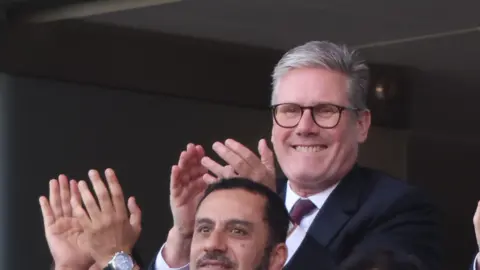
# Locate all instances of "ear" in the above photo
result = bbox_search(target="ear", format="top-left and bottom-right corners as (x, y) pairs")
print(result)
(270, 127), (275, 144)
(356, 109), (371, 143)
(268, 243), (288, 270)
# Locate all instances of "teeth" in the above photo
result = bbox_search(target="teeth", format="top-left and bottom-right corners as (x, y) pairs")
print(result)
(295, 146), (324, 152)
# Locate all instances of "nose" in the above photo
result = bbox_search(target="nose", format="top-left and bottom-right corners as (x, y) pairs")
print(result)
(203, 230), (227, 252)
(295, 108), (319, 136)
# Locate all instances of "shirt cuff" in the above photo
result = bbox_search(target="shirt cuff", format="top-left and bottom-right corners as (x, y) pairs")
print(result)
(154, 243), (190, 270)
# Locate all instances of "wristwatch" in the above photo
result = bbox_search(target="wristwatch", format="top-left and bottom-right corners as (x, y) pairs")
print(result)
(103, 251), (135, 270)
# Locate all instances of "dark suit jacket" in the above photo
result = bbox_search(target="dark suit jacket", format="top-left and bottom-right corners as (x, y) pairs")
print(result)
(280, 164), (442, 270)
(149, 164), (442, 270)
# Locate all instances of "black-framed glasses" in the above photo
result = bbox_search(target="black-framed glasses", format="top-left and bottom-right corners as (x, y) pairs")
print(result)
(271, 103), (359, 129)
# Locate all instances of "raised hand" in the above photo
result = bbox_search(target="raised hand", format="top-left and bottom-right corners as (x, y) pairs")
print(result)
(162, 143), (209, 267)
(170, 143), (209, 235)
(39, 175), (93, 269)
(71, 169), (142, 268)
(201, 138), (277, 191)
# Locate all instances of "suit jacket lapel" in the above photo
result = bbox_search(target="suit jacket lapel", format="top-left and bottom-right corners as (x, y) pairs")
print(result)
(307, 164), (363, 248)
(284, 233), (337, 270)
(277, 177), (288, 201)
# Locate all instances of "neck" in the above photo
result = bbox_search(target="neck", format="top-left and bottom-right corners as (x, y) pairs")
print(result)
(289, 162), (356, 197)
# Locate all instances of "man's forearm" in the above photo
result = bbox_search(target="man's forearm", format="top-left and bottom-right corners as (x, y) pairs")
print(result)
(162, 227), (192, 267)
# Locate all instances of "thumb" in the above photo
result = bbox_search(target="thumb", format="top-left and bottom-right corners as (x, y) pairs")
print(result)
(258, 139), (275, 173)
(128, 197), (142, 235)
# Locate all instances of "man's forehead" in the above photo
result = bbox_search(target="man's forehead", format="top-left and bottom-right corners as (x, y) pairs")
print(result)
(200, 188), (265, 205)
(276, 68), (348, 99)
(196, 189), (266, 220)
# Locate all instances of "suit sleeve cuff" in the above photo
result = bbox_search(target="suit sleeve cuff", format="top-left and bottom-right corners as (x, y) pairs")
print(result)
(154, 243), (190, 270)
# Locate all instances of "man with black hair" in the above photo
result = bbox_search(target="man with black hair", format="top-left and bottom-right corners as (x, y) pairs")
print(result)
(187, 177), (289, 270)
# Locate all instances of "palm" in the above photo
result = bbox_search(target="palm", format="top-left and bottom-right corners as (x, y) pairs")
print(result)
(171, 172), (206, 232)
(45, 216), (93, 268)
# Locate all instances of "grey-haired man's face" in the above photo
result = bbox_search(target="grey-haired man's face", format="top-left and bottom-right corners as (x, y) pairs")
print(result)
(271, 67), (370, 194)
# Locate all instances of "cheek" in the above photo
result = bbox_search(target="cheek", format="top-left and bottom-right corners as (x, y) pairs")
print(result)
(189, 240), (203, 261)
(233, 241), (265, 268)
(272, 126), (290, 148)
(330, 123), (357, 149)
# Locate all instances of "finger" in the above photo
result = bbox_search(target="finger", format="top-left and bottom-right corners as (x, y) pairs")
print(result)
(49, 179), (63, 219)
(224, 139), (263, 168)
(194, 145), (208, 175)
(128, 197), (142, 235)
(194, 144), (206, 160)
(202, 173), (218, 184)
(474, 200), (480, 227)
(223, 165), (238, 178)
(190, 163), (208, 180)
(88, 169), (114, 213)
(201, 156), (228, 177)
(70, 181), (92, 228)
(212, 141), (252, 175)
(39, 196), (55, 228)
(170, 165), (183, 197)
(77, 180), (101, 220)
(179, 144), (196, 169)
(70, 179), (82, 209)
(258, 139), (276, 173)
(58, 174), (72, 217)
(104, 168), (127, 217)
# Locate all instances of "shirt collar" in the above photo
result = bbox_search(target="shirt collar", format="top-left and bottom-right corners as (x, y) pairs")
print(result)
(285, 181), (339, 213)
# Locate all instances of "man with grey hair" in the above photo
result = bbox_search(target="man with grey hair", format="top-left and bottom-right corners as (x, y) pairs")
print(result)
(150, 41), (442, 270)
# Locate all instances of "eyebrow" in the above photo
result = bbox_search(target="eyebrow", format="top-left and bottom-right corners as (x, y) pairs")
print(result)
(225, 219), (254, 228)
(195, 218), (254, 228)
(195, 218), (214, 226)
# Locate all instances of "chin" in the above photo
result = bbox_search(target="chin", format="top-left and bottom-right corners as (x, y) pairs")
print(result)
(284, 167), (324, 183)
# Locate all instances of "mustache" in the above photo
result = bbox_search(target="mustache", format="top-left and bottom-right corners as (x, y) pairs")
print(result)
(196, 250), (235, 268)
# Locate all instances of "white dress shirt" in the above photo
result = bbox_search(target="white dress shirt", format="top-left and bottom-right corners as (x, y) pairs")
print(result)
(154, 181), (339, 270)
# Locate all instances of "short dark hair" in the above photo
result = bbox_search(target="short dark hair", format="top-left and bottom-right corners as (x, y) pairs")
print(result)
(340, 248), (424, 270)
(197, 177), (290, 246)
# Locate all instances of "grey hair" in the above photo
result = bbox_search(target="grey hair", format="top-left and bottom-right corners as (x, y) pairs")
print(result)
(271, 41), (370, 110)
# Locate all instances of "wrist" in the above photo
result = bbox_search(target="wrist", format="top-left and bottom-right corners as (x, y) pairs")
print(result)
(54, 261), (91, 270)
(95, 249), (133, 269)
(162, 227), (192, 267)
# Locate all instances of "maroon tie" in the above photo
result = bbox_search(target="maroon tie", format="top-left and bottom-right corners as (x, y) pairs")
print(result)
(290, 199), (317, 225)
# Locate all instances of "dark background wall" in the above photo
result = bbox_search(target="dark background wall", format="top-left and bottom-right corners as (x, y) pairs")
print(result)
(0, 20), (478, 269)
(408, 72), (480, 269)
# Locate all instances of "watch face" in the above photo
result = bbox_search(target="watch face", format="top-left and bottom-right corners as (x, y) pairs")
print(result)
(112, 252), (134, 270)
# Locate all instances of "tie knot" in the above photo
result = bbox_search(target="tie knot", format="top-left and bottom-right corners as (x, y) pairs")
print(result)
(290, 199), (316, 225)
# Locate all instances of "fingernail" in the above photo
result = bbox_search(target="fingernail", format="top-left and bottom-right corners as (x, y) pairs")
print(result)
(106, 168), (114, 175)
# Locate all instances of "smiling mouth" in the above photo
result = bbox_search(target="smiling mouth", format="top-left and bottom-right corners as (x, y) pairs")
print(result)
(293, 145), (327, 152)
